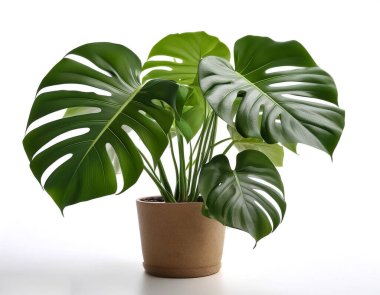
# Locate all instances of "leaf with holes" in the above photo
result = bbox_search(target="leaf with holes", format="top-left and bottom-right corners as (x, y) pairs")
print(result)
(142, 31), (230, 85)
(199, 150), (285, 242)
(199, 36), (345, 156)
(23, 43), (178, 211)
(142, 32), (230, 140)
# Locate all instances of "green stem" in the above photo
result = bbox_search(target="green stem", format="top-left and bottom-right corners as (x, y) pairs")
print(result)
(139, 151), (175, 203)
(211, 137), (231, 148)
(191, 112), (210, 153)
(190, 114), (219, 202)
(157, 160), (172, 196)
(223, 141), (235, 155)
(168, 134), (179, 181)
(143, 166), (175, 203)
(206, 115), (218, 161)
(199, 114), (215, 166)
(189, 114), (215, 201)
(187, 142), (193, 189)
(188, 115), (210, 199)
(177, 134), (187, 202)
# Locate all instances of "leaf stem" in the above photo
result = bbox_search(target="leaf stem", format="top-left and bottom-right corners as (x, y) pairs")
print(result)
(177, 133), (187, 202)
(189, 113), (215, 201)
(211, 137), (231, 148)
(157, 160), (172, 196)
(139, 151), (175, 203)
(187, 142), (193, 189)
(188, 115), (210, 199)
(206, 115), (218, 161)
(168, 134), (179, 183)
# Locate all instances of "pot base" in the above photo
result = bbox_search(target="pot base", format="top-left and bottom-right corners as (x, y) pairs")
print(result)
(143, 262), (221, 278)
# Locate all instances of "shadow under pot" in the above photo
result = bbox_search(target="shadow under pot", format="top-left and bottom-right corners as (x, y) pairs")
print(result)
(136, 197), (225, 278)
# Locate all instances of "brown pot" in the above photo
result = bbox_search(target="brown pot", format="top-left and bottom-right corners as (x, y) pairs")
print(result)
(136, 197), (225, 278)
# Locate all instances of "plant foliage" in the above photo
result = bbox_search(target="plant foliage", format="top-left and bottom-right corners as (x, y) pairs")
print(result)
(24, 32), (344, 243)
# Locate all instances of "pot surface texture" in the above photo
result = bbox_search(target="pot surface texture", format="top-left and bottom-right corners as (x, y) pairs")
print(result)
(136, 197), (225, 278)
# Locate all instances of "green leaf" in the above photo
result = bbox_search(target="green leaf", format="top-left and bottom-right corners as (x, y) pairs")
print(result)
(23, 43), (178, 211)
(142, 31), (230, 140)
(173, 86), (206, 141)
(199, 36), (345, 156)
(199, 150), (285, 242)
(64, 107), (124, 174)
(142, 31), (230, 85)
(227, 126), (284, 167)
(283, 143), (297, 154)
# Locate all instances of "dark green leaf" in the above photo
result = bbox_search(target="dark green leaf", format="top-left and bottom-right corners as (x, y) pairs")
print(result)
(199, 36), (345, 156)
(23, 43), (178, 211)
(199, 150), (286, 242)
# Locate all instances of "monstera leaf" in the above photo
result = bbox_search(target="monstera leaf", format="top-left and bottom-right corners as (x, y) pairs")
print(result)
(199, 36), (345, 156)
(23, 43), (178, 211)
(172, 85), (206, 140)
(142, 31), (230, 84)
(228, 125), (284, 166)
(142, 32), (230, 140)
(199, 150), (285, 242)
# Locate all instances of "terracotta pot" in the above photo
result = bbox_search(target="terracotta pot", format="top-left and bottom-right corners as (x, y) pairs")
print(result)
(136, 197), (225, 278)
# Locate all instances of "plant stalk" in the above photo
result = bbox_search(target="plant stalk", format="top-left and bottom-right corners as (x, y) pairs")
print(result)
(139, 151), (175, 203)
(157, 160), (172, 196)
(177, 133), (187, 202)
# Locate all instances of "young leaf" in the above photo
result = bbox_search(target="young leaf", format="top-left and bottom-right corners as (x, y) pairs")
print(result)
(143, 32), (230, 141)
(227, 126), (284, 167)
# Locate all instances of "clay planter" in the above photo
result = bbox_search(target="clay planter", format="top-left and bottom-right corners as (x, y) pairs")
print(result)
(136, 197), (225, 278)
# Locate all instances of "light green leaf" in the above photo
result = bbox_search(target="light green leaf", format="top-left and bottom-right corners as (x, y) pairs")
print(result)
(142, 32), (230, 140)
(283, 143), (297, 154)
(174, 86), (206, 141)
(142, 31), (230, 85)
(227, 126), (284, 167)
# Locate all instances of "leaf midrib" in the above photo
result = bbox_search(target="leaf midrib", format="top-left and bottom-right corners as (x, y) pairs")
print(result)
(232, 170), (258, 233)
(60, 83), (144, 205)
(237, 71), (326, 149)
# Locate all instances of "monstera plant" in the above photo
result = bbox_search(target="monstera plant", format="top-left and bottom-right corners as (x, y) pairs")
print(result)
(23, 32), (345, 244)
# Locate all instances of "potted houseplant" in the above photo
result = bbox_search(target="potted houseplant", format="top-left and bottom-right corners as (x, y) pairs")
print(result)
(23, 32), (345, 278)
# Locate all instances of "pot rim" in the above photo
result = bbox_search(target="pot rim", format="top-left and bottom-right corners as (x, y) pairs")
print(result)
(136, 196), (203, 205)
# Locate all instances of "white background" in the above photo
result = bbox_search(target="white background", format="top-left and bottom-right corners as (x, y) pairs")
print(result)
(1, 0), (379, 294)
